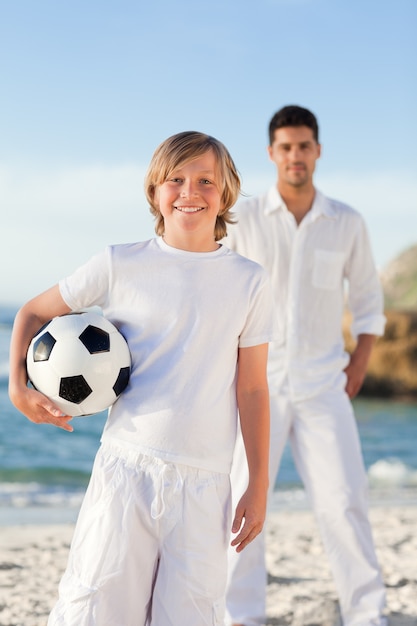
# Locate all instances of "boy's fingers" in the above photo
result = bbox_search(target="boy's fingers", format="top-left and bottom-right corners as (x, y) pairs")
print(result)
(231, 518), (250, 546)
(52, 414), (74, 431)
(231, 512), (243, 534)
(50, 415), (74, 432)
(231, 524), (254, 552)
(231, 517), (264, 551)
(39, 400), (74, 431)
(48, 405), (67, 418)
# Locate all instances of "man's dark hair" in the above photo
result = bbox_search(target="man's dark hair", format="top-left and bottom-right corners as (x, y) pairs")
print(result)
(268, 105), (319, 145)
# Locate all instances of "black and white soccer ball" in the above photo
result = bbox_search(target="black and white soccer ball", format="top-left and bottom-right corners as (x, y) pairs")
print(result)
(26, 311), (131, 416)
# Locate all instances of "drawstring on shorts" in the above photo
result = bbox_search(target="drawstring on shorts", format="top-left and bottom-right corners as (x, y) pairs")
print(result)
(150, 463), (184, 520)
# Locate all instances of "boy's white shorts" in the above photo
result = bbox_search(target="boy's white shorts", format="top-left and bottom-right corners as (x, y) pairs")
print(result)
(48, 441), (232, 626)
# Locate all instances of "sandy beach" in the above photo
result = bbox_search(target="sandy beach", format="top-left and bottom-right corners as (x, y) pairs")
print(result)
(0, 507), (416, 626)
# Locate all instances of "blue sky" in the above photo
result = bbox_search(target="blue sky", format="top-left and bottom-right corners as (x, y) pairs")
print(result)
(1, 0), (416, 305)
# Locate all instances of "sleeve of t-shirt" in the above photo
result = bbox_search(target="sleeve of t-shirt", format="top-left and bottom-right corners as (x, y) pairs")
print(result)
(59, 247), (111, 311)
(238, 268), (276, 348)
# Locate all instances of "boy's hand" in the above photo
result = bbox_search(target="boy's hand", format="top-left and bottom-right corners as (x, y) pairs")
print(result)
(230, 483), (267, 553)
(9, 386), (73, 431)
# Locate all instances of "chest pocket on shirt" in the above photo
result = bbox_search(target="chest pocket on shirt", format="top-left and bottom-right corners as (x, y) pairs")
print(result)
(312, 249), (345, 290)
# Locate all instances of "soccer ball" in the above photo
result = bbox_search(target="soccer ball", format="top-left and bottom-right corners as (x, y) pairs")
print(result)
(26, 311), (131, 416)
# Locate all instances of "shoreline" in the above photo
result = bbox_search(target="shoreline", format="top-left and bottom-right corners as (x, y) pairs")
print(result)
(2, 487), (417, 527)
(1, 506), (416, 625)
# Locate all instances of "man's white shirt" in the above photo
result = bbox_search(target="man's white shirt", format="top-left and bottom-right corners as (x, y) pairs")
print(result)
(224, 186), (385, 400)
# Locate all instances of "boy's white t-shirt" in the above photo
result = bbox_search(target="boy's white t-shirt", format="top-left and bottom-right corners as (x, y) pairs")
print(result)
(59, 237), (275, 474)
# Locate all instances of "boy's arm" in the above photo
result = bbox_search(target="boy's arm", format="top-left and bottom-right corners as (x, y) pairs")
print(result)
(8, 284), (74, 431)
(231, 343), (270, 553)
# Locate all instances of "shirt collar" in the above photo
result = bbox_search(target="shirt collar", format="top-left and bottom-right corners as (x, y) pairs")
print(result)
(264, 186), (285, 215)
(264, 186), (337, 220)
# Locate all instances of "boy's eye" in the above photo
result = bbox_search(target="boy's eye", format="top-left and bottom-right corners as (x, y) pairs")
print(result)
(200, 179), (212, 185)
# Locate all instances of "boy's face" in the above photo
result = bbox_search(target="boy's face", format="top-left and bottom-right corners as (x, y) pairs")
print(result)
(268, 125), (321, 189)
(154, 149), (223, 250)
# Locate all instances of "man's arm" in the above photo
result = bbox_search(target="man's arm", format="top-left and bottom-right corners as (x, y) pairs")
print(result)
(231, 343), (270, 553)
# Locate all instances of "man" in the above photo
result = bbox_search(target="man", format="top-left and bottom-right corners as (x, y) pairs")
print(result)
(225, 105), (387, 626)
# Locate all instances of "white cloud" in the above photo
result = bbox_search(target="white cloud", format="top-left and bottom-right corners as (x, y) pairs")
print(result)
(315, 171), (417, 219)
(0, 162), (151, 220)
(0, 163), (155, 305)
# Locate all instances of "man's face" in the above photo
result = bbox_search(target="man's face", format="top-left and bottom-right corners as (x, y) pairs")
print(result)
(268, 125), (321, 188)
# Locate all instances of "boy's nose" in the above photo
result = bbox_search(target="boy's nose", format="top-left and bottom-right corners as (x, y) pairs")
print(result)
(180, 183), (197, 197)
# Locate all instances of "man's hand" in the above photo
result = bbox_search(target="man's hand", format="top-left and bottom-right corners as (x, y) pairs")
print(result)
(344, 334), (376, 399)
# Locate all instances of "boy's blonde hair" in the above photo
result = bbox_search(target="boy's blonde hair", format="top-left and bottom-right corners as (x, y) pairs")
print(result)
(145, 131), (241, 241)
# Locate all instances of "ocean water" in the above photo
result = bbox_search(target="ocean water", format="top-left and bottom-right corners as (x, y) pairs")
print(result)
(1, 307), (416, 524)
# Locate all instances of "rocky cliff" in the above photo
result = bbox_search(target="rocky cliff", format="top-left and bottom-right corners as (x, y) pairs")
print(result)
(357, 310), (417, 397)
(380, 244), (417, 310)
(344, 239), (417, 398)
(343, 244), (417, 397)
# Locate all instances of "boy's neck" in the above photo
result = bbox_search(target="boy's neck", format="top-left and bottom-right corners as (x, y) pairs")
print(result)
(162, 233), (220, 253)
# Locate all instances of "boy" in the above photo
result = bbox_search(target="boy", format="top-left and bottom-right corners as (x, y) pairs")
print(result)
(9, 131), (275, 625)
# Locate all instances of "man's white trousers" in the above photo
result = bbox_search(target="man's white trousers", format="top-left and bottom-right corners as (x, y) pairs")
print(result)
(226, 386), (386, 626)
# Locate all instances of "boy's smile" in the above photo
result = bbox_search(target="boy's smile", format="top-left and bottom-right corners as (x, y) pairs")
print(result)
(155, 149), (223, 252)
(174, 205), (205, 213)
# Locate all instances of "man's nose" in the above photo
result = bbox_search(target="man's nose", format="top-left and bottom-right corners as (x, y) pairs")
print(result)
(289, 146), (301, 160)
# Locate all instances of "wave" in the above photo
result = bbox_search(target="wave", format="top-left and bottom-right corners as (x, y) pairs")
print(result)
(368, 457), (417, 488)
(0, 466), (90, 486)
(0, 458), (415, 515)
(0, 463), (89, 525)
(0, 481), (86, 509)
(0, 467), (90, 509)
(269, 457), (417, 511)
